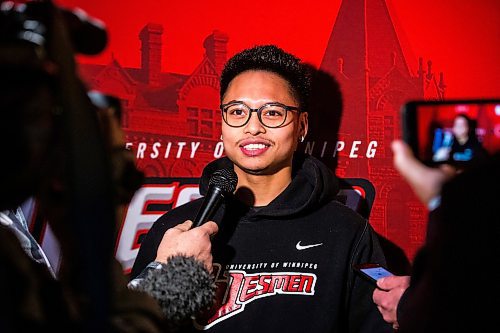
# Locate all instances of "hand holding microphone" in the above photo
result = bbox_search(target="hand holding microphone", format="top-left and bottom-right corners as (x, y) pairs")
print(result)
(155, 220), (218, 272)
(130, 220), (219, 330)
(155, 168), (237, 270)
(130, 169), (237, 329)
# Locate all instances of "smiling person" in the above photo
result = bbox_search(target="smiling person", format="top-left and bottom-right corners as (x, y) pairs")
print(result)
(131, 45), (391, 333)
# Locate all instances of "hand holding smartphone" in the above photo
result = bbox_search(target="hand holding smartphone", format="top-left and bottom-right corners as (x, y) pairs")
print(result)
(353, 263), (394, 286)
(401, 99), (500, 170)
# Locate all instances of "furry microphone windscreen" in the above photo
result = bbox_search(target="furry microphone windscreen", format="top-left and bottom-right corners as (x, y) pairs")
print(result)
(133, 256), (216, 330)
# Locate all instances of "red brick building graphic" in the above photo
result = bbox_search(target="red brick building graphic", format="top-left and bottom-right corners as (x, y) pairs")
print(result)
(78, 0), (447, 264)
(79, 26), (228, 178)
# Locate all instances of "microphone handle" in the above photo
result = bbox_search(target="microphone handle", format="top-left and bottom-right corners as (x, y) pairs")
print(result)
(191, 186), (224, 228)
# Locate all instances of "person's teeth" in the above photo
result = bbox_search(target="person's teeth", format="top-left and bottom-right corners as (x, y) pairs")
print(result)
(244, 143), (266, 150)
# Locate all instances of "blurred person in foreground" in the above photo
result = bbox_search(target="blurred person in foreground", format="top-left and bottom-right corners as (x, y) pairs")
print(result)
(0, 1), (216, 331)
(373, 139), (499, 332)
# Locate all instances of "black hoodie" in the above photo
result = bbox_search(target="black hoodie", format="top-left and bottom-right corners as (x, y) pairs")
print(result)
(131, 154), (391, 333)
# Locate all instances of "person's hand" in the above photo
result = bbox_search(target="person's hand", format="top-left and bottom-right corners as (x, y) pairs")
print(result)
(155, 220), (219, 272)
(372, 275), (411, 329)
(392, 140), (456, 206)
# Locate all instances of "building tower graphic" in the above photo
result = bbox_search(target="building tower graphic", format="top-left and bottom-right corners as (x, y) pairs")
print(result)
(319, 0), (445, 259)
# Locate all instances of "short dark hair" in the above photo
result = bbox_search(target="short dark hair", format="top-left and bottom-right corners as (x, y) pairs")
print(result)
(220, 45), (311, 112)
(455, 113), (478, 142)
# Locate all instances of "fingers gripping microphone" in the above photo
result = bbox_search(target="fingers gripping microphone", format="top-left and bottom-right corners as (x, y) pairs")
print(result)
(192, 168), (237, 228)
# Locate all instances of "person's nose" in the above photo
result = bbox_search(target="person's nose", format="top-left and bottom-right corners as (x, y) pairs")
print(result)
(243, 111), (266, 135)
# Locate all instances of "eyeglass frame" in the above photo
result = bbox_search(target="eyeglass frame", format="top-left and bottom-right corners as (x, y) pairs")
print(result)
(220, 101), (301, 128)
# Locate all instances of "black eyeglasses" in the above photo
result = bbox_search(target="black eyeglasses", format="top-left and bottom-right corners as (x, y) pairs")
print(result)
(220, 101), (300, 128)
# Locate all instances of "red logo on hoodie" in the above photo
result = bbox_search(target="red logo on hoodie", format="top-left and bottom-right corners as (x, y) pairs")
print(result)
(194, 264), (317, 329)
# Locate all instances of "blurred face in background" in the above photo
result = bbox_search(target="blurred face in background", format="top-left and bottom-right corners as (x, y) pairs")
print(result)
(452, 115), (469, 143)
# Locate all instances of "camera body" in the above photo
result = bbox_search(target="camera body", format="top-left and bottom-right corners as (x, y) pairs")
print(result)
(0, 0), (108, 210)
(0, 0), (107, 55)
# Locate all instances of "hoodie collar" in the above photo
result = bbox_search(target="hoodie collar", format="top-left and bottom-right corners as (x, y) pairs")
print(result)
(200, 153), (339, 218)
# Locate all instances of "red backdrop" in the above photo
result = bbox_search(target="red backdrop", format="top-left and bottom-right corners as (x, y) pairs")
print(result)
(49, 0), (500, 273)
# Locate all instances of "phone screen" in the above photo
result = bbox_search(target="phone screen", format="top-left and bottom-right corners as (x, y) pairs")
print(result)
(360, 267), (394, 281)
(353, 263), (394, 285)
(402, 100), (500, 168)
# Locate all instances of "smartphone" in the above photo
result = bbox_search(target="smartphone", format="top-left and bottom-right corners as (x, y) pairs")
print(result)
(353, 263), (394, 286)
(401, 99), (500, 168)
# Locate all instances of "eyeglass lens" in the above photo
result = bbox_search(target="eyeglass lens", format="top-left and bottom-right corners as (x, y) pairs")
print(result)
(223, 103), (289, 128)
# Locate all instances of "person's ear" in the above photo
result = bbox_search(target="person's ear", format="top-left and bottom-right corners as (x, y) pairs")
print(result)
(299, 112), (308, 139)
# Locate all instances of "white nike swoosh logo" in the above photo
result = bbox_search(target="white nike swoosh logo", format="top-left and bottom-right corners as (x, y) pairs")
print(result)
(296, 241), (323, 250)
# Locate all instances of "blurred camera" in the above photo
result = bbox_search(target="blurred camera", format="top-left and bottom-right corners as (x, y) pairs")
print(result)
(0, 0), (107, 55)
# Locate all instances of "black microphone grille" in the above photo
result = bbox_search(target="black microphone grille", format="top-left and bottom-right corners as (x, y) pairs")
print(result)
(209, 168), (238, 193)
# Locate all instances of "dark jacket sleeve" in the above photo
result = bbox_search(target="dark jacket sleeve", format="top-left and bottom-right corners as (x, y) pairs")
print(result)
(0, 226), (167, 332)
(109, 260), (168, 333)
(0, 226), (73, 331)
(347, 221), (393, 333)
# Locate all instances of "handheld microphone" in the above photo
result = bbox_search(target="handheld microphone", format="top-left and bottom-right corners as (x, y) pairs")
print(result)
(130, 256), (216, 331)
(192, 168), (237, 228)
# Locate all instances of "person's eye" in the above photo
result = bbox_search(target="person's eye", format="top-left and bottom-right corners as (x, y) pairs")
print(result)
(228, 107), (247, 117)
(262, 107), (285, 118)
(228, 108), (247, 117)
